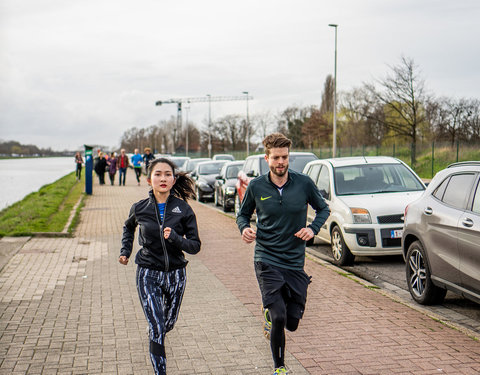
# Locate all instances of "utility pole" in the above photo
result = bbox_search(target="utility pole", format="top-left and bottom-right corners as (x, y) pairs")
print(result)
(242, 91), (250, 156)
(329, 23), (338, 158)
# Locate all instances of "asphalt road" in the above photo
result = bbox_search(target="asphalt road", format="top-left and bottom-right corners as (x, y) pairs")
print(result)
(202, 198), (480, 337)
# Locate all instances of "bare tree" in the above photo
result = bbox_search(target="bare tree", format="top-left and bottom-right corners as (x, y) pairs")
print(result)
(254, 111), (274, 140)
(363, 56), (427, 166)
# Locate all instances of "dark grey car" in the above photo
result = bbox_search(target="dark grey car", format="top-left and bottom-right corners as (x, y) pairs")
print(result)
(402, 161), (480, 305)
(192, 161), (228, 202)
(214, 161), (244, 212)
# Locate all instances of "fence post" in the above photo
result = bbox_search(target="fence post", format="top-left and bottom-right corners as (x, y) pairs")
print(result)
(393, 143), (396, 157)
(431, 141), (435, 178)
(456, 141), (459, 162)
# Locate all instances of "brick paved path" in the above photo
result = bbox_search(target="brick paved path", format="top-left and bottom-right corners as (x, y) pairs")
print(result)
(1, 172), (479, 374)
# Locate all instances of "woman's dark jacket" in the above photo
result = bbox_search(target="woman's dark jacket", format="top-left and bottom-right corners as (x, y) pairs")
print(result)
(94, 157), (107, 174)
(120, 191), (201, 271)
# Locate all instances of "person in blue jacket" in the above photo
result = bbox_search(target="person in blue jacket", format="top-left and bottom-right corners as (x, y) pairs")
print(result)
(131, 148), (143, 185)
(119, 158), (201, 375)
(236, 133), (330, 375)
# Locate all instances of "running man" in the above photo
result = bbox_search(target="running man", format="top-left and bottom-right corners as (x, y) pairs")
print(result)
(236, 133), (330, 375)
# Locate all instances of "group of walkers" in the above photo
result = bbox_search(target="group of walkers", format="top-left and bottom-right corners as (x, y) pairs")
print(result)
(118, 133), (330, 375)
(74, 147), (156, 186)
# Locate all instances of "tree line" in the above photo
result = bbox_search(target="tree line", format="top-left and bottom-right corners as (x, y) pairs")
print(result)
(120, 56), (479, 167)
(0, 140), (72, 157)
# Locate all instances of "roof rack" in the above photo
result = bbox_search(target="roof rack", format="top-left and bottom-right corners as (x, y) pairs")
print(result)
(447, 161), (480, 168)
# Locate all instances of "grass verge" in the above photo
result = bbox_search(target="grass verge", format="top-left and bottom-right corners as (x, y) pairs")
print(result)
(0, 173), (86, 236)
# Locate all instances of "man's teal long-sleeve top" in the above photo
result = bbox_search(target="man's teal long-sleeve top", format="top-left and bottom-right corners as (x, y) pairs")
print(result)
(236, 170), (330, 270)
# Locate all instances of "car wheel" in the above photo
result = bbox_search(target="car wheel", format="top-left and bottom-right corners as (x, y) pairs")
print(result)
(234, 195), (241, 216)
(196, 188), (203, 202)
(330, 226), (354, 266)
(406, 240), (447, 305)
(223, 195), (231, 212)
(214, 190), (220, 206)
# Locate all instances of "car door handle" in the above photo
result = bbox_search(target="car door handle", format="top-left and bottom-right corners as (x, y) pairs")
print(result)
(424, 207), (433, 215)
(462, 218), (474, 228)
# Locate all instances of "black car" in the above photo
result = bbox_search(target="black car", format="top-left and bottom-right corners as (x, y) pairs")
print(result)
(192, 161), (228, 202)
(214, 161), (244, 212)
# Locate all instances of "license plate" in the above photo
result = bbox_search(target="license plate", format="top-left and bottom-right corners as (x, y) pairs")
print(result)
(390, 229), (403, 239)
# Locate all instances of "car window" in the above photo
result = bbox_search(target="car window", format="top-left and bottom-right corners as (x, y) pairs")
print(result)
(289, 155), (317, 172)
(260, 157), (268, 175)
(472, 180), (480, 214)
(252, 158), (261, 176)
(316, 166), (330, 200)
(226, 165), (241, 179)
(432, 177), (449, 200)
(308, 164), (322, 184)
(334, 163), (424, 195)
(442, 173), (476, 209)
(243, 159), (253, 173)
(198, 162), (225, 175)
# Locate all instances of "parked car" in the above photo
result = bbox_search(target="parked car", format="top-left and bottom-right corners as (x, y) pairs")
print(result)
(303, 156), (426, 266)
(214, 161), (244, 212)
(183, 158), (211, 174)
(402, 161), (480, 305)
(235, 152), (318, 214)
(213, 154), (235, 161)
(192, 160), (228, 202)
(167, 156), (190, 170)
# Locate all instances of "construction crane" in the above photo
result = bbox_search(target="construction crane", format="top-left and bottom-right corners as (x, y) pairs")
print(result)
(155, 95), (253, 156)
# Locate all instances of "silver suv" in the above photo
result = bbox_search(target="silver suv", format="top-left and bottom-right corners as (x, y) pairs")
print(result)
(402, 161), (480, 305)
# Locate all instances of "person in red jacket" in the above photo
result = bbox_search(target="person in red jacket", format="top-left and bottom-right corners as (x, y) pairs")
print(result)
(118, 149), (129, 186)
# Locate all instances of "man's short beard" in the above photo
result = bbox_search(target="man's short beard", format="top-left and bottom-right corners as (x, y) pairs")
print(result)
(270, 164), (288, 177)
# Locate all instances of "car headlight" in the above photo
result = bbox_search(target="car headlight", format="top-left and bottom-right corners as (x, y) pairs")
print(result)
(225, 187), (236, 194)
(350, 208), (372, 224)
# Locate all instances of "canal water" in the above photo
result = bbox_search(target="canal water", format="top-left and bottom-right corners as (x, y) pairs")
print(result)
(0, 157), (75, 211)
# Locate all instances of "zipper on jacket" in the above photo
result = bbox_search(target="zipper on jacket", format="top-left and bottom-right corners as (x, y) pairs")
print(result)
(153, 195), (170, 272)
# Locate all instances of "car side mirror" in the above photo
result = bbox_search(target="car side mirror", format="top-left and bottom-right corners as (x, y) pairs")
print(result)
(246, 170), (256, 177)
(215, 175), (223, 180)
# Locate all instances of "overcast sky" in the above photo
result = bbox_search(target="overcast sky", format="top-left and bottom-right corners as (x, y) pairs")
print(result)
(1, 0), (479, 151)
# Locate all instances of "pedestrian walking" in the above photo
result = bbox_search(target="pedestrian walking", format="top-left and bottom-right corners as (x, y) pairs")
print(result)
(119, 158), (201, 375)
(131, 148), (143, 185)
(107, 152), (117, 185)
(94, 152), (107, 185)
(74, 151), (83, 180)
(143, 147), (155, 172)
(236, 133), (330, 375)
(118, 149), (129, 186)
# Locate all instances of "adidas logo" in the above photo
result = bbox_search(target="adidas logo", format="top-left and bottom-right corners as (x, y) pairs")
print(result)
(172, 206), (182, 214)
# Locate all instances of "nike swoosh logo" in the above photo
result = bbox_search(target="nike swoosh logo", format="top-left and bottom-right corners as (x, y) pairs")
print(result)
(260, 196), (272, 201)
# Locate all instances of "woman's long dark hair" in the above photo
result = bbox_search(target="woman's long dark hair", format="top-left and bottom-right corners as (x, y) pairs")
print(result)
(147, 158), (196, 201)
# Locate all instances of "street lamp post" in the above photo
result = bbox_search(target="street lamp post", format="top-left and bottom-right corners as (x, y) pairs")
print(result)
(328, 23), (338, 158)
(185, 104), (190, 157)
(242, 91), (250, 156)
(207, 94), (212, 158)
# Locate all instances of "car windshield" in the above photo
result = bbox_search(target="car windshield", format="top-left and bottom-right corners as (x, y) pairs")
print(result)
(334, 163), (425, 195)
(226, 165), (241, 179)
(186, 159), (208, 172)
(259, 154), (317, 174)
(169, 157), (187, 168)
(198, 162), (225, 175)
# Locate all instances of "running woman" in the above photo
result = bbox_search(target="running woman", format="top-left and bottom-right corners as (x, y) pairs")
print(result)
(119, 158), (201, 375)
(236, 133), (330, 375)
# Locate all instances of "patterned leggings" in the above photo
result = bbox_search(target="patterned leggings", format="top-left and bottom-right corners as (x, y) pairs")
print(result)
(136, 266), (187, 375)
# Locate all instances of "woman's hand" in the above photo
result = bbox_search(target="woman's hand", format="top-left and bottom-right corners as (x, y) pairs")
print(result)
(164, 227), (172, 239)
(118, 256), (129, 265)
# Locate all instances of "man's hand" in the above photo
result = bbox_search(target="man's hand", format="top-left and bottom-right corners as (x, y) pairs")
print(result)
(242, 227), (257, 244)
(294, 227), (314, 241)
(118, 256), (129, 265)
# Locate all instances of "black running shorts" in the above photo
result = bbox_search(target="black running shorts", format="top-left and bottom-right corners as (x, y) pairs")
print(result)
(254, 261), (312, 320)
